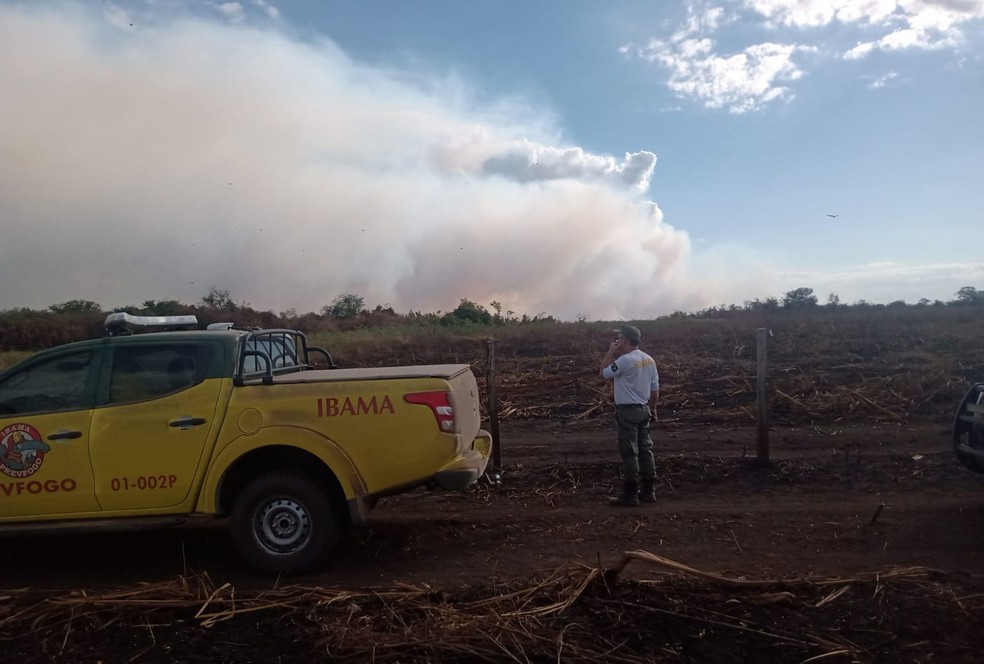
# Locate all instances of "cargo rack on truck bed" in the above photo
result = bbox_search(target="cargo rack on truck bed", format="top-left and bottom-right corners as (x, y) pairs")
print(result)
(102, 313), (336, 385)
(234, 328), (336, 386)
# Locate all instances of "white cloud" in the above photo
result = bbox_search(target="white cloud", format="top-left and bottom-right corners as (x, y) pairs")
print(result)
(0, 4), (695, 320)
(627, 1), (983, 110)
(845, 27), (959, 59)
(101, 2), (134, 29)
(743, 0), (900, 27)
(213, 2), (246, 23)
(745, 0), (984, 28)
(469, 140), (657, 192)
(747, 0), (983, 56)
(252, 0), (280, 20)
(865, 70), (900, 87)
(679, 4), (731, 35)
(844, 41), (877, 59)
(624, 4), (809, 112)
(904, 0), (984, 24)
(634, 36), (805, 113)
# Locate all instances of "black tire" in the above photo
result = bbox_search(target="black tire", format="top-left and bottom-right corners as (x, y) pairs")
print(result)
(230, 472), (342, 574)
(955, 429), (984, 474)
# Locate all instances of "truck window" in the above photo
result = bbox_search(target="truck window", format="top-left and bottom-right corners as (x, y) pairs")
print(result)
(0, 351), (94, 416)
(109, 345), (204, 404)
(242, 334), (299, 373)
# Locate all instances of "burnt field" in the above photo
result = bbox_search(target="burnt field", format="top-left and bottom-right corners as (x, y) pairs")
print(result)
(3, 306), (984, 662)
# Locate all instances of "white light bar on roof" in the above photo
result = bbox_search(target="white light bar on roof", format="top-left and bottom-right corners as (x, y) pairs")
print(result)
(105, 312), (199, 334)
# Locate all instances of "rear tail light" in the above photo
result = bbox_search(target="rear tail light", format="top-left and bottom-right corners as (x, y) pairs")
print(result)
(404, 391), (455, 432)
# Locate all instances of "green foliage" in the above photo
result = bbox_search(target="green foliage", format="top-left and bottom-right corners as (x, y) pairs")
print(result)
(5, 283), (984, 355)
(489, 300), (504, 324)
(441, 299), (493, 326)
(782, 288), (818, 310)
(0, 307), (102, 351)
(322, 293), (365, 320)
(955, 286), (984, 304)
(0, 307), (41, 322)
(743, 297), (780, 313)
(141, 299), (185, 315)
(49, 299), (102, 314)
(200, 288), (245, 311)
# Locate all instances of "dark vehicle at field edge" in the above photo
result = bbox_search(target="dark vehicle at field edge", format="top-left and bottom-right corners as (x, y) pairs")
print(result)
(954, 383), (984, 473)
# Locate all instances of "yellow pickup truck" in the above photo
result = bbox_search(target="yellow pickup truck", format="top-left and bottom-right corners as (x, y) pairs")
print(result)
(0, 314), (492, 573)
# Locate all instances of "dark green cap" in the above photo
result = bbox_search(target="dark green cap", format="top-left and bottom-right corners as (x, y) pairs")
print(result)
(614, 324), (641, 344)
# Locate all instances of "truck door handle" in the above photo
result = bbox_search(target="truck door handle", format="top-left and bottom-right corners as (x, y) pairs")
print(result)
(169, 417), (207, 428)
(47, 430), (82, 441)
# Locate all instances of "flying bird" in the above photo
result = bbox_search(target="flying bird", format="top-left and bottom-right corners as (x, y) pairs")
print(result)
(826, 214), (840, 218)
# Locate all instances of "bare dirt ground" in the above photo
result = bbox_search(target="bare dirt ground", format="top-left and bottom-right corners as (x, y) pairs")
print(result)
(3, 419), (984, 662)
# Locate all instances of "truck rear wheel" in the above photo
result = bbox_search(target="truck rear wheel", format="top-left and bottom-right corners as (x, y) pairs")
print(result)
(230, 471), (342, 574)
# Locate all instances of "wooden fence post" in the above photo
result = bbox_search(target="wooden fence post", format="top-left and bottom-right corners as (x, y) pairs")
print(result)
(756, 327), (770, 464)
(486, 338), (501, 472)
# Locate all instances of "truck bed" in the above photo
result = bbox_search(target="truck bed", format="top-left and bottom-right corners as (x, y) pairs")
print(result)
(246, 364), (474, 384)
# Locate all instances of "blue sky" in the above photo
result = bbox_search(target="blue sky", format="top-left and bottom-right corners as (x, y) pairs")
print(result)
(1, 1), (982, 319)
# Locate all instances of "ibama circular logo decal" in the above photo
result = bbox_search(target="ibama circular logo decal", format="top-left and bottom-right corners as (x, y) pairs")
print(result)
(0, 423), (50, 478)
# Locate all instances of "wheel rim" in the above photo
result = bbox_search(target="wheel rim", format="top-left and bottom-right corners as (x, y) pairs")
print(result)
(253, 497), (311, 556)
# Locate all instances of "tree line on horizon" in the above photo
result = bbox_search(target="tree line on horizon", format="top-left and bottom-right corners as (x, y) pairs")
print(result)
(1, 285), (984, 353)
(684, 285), (984, 317)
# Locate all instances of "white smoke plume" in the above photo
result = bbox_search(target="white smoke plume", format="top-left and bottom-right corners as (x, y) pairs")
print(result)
(0, 3), (700, 320)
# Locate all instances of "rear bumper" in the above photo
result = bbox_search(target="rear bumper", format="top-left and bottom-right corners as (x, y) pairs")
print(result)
(433, 430), (493, 490)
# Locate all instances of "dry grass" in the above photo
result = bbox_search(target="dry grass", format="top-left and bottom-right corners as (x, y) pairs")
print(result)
(3, 551), (981, 663)
(312, 308), (984, 426)
(3, 306), (983, 424)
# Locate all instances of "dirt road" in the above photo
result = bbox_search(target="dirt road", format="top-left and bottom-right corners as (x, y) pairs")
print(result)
(11, 422), (981, 583)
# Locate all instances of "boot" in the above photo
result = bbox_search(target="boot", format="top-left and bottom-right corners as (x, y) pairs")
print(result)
(609, 481), (640, 507)
(639, 479), (656, 503)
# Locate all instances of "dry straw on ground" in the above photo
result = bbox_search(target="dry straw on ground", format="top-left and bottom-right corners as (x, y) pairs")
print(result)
(2, 551), (981, 663)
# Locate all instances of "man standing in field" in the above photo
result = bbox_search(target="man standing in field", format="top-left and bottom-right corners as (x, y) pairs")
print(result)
(600, 324), (659, 506)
